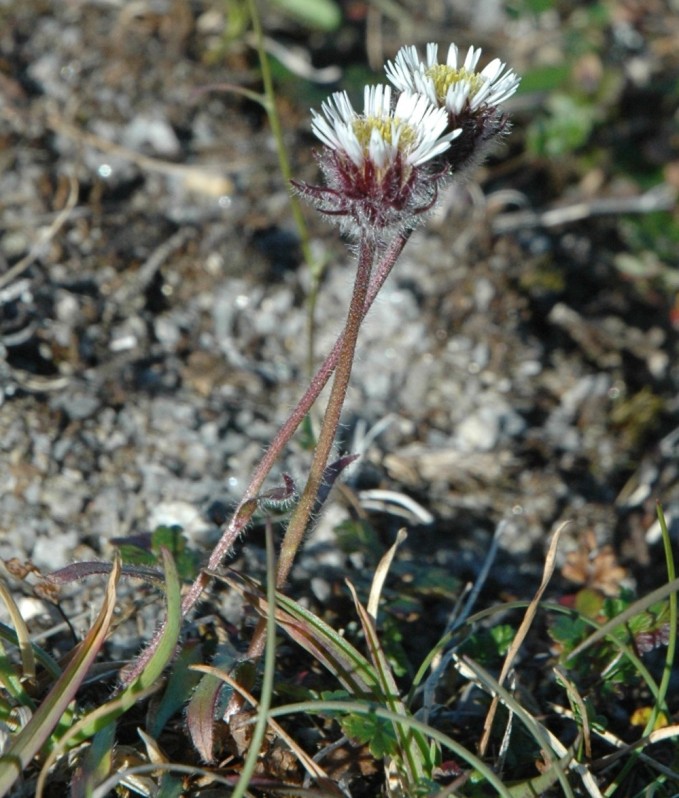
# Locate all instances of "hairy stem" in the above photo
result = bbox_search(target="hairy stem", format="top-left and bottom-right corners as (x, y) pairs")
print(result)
(121, 230), (411, 687)
(224, 231), (414, 718)
(276, 233), (375, 587)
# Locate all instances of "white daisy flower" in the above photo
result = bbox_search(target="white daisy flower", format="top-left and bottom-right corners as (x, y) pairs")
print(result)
(385, 42), (520, 116)
(298, 85), (461, 235)
(311, 85), (459, 172)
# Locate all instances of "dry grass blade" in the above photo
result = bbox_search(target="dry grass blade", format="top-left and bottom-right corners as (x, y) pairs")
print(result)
(220, 570), (380, 698)
(478, 522), (566, 756)
(347, 580), (432, 790)
(0, 174), (79, 292)
(191, 663), (341, 792)
(554, 666), (593, 759)
(0, 556), (121, 796)
(0, 578), (36, 684)
(367, 527), (407, 621)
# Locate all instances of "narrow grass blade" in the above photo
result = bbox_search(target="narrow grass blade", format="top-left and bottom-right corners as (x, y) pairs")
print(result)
(457, 655), (574, 798)
(34, 547), (182, 796)
(602, 503), (677, 798)
(149, 641), (203, 739)
(267, 699), (514, 798)
(220, 570), (380, 698)
(0, 556), (121, 796)
(554, 666), (592, 759)
(367, 528), (407, 621)
(0, 579), (36, 683)
(71, 720), (116, 798)
(0, 620), (61, 682)
(479, 522), (565, 756)
(347, 580), (432, 788)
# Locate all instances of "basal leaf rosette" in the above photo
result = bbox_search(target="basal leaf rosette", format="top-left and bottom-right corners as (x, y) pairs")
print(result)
(294, 84), (460, 236)
(385, 43), (521, 175)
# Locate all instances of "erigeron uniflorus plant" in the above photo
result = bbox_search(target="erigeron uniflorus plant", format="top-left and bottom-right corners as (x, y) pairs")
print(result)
(117, 42), (521, 699)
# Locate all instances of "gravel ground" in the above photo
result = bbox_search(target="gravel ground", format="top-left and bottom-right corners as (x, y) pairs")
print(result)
(1, 0), (678, 631)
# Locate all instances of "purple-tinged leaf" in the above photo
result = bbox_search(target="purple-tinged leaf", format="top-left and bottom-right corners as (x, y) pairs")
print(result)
(48, 561), (165, 587)
(221, 569), (378, 699)
(110, 532), (154, 550)
(259, 473), (297, 506)
(186, 670), (224, 763)
(635, 623), (671, 654)
(315, 453), (359, 510)
(186, 651), (254, 762)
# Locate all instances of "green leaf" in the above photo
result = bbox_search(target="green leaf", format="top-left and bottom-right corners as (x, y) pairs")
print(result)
(151, 526), (201, 580)
(76, 721), (117, 794)
(148, 641), (203, 738)
(527, 93), (598, 157)
(341, 712), (397, 758)
(549, 615), (588, 650)
(270, 0), (341, 31)
(151, 525), (186, 555)
(460, 625), (516, 666)
(116, 543), (156, 568)
(517, 64), (570, 94)
(574, 588), (605, 619)
(490, 624), (516, 656)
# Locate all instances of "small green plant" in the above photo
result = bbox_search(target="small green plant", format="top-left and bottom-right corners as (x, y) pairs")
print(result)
(0, 551), (183, 797)
(113, 524), (203, 582)
(0, 29), (523, 795)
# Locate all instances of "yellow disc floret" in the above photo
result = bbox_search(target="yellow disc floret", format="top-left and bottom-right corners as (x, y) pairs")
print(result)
(426, 65), (484, 103)
(351, 116), (418, 163)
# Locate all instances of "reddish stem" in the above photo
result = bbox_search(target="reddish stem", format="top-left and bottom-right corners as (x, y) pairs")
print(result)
(120, 230), (411, 686)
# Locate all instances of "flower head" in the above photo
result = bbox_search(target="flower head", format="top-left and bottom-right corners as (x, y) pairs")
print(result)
(385, 42), (520, 174)
(294, 84), (460, 236)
